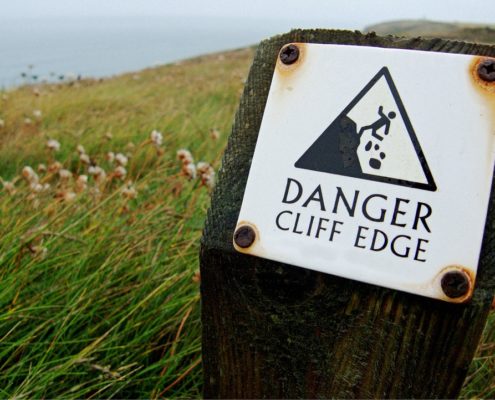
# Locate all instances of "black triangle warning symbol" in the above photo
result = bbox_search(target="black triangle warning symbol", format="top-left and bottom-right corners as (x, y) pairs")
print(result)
(295, 67), (437, 192)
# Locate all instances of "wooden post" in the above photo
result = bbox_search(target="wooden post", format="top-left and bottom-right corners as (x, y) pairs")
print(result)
(200, 29), (495, 399)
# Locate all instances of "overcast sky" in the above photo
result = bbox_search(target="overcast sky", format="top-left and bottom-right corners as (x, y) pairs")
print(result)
(2, 0), (493, 28)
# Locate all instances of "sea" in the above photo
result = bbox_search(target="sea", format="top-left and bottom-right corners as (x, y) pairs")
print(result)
(0, 16), (353, 89)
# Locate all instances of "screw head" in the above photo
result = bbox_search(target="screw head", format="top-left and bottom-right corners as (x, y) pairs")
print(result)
(280, 44), (300, 65)
(477, 59), (495, 82)
(441, 270), (470, 299)
(234, 225), (256, 248)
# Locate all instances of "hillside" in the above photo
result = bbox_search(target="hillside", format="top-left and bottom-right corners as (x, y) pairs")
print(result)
(0, 47), (253, 398)
(0, 31), (494, 397)
(366, 19), (495, 44)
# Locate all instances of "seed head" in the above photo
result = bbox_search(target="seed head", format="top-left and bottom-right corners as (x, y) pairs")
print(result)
(30, 182), (44, 193)
(79, 153), (91, 165)
(55, 190), (76, 202)
(115, 153), (128, 167)
(210, 128), (220, 140)
(48, 161), (62, 173)
(76, 144), (85, 155)
(24, 117), (32, 126)
(58, 169), (72, 181)
(22, 166), (39, 184)
(177, 149), (194, 165)
(114, 166), (127, 180)
(106, 152), (115, 162)
(88, 166), (107, 184)
(0, 119), (4, 128)
(197, 162), (215, 190)
(150, 130), (163, 146)
(2, 180), (15, 195)
(122, 183), (138, 199)
(75, 175), (88, 192)
(182, 163), (197, 180)
(47, 139), (61, 152)
(37, 163), (47, 173)
(33, 109), (42, 119)
(126, 142), (136, 152)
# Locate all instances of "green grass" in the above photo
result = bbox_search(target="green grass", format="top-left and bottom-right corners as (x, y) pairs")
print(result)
(0, 48), (252, 398)
(0, 44), (494, 398)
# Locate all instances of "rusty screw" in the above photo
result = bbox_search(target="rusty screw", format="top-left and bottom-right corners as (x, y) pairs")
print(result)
(234, 225), (256, 248)
(441, 270), (470, 299)
(280, 44), (300, 65)
(477, 59), (495, 82)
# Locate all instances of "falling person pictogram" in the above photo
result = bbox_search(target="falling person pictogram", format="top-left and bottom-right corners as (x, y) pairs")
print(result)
(359, 106), (396, 170)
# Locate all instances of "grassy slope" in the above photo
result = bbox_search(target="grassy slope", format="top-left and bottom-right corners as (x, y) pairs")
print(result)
(365, 19), (495, 44)
(0, 36), (494, 397)
(0, 47), (252, 398)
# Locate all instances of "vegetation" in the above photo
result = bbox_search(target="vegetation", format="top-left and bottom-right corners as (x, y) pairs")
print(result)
(0, 33), (493, 397)
(366, 20), (495, 44)
(0, 47), (252, 397)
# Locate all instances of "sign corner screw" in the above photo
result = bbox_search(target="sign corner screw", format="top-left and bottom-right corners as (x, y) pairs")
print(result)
(477, 58), (495, 82)
(280, 44), (300, 65)
(441, 270), (471, 299)
(234, 225), (256, 248)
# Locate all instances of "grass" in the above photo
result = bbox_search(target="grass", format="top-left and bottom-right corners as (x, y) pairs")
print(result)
(0, 43), (494, 398)
(0, 47), (252, 398)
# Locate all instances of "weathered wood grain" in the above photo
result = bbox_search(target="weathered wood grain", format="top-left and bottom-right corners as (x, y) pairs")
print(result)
(200, 29), (495, 399)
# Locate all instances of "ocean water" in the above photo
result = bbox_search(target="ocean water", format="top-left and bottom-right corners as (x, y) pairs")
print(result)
(0, 16), (300, 88)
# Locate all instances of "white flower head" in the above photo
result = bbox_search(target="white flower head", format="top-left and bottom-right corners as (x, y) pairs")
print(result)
(75, 175), (88, 192)
(115, 153), (128, 167)
(37, 163), (47, 173)
(76, 144), (85, 155)
(106, 152), (115, 162)
(47, 139), (61, 152)
(30, 182), (43, 193)
(150, 130), (163, 146)
(48, 161), (62, 173)
(60, 191), (76, 202)
(197, 162), (215, 190)
(22, 166), (39, 184)
(79, 153), (90, 165)
(114, 166), (127, 180)
(58, 169), (72, 181)
(177, 149), (194, 165)
(24, 117), (32, 125)
(33, 109), (42, 119)
(88, 166), (107, 184)
(182, 163), (197, 180)
(203, 175), (215, 190)
(196, 162), (214, 175)
(122, 183), (138, 199)
(2, 180), (15, 195)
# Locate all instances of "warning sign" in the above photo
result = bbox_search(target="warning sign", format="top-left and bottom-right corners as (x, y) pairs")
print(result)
(234, 44), (495, 302)
(295, 67), (436, 191)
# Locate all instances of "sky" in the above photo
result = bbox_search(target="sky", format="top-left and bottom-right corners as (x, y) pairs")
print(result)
(2, 0), (494, 29)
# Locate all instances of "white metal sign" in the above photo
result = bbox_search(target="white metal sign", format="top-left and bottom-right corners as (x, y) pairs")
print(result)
(234, 43), (495, 303)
